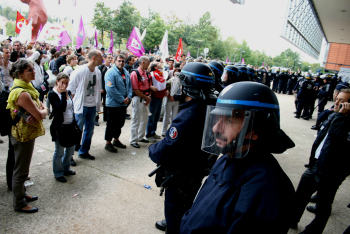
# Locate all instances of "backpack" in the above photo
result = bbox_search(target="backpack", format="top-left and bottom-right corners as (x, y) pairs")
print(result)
(130, 69), (151, 98)
(0, 87), (25, 136)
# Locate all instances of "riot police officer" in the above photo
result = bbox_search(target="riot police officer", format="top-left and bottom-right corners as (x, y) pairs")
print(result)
(317, 74), (332, 114)
(149, 62), (217, 234)
(247, 67), (258, 82)
(278, 70), (288, 94)
(256, 66), (264, 83)
(237, 66), (251, 82)
(221, 65), (240, 88)
(272, 68), (280, 92)
(309, 73), (322, 119)
(208, 61), (224, 93)
(265, 68), (273, 88)
(288, 72), (298, 95)
(295, 73), (314, 120)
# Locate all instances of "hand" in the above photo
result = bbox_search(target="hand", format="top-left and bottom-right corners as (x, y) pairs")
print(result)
(101, 89), (104, 93)
(339, 102), (350, 115)
(150, 86), (158, 92)
(144, 96), (151, 106)
(124, 97), (130, 105)
(26, 115), (37, 124)
(57, 82), (67, 93)
(169, 96), (175, 102)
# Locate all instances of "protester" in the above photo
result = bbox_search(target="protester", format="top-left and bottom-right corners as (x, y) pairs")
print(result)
(48, 73), (76, 182)
(10, 41), (25, 62)
(68, 50), (103, 160)
(0, 46), (13, 91)
(62, 54), (78, 76)
(7, 59), (48, 213)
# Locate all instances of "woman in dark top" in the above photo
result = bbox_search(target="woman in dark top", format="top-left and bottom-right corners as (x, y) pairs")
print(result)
(48, 73), (76, 183)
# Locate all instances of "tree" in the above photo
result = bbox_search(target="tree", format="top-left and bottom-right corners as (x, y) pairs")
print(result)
(142, 13), (166, 52)
(5, 22), (15, 36)
(92, 2), (113, 46)
(111, 1), (139, 48)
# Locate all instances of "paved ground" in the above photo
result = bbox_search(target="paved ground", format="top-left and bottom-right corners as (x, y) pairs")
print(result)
(0, 93), (349, 234)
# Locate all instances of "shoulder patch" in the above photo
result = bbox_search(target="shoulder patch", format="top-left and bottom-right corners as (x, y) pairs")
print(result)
(107, 81), (112, 87)
(169, 127), (178, 139)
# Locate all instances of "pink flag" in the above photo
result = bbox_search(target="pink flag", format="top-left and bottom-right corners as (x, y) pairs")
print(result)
(242, 58), (245, 64)
(149, 49), (151, 54)
(187, 51), (190, 57)
(229, 59), (231, 63)
(94, 29), (98, 48)
(76, 16), (85, 50)
(262, 61), (265, 67)
(72, 0), (76, 6)
(225, 56), (228, 63)
(108, 30), (113, 54)
(126, 27), (145, 57)
(57, 26), (71, 51)
(37, 23), (43, 38)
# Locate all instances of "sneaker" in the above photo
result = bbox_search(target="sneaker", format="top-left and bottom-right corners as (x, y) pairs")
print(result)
(94, 121), (99, 126)
(112, 140), (126, 149)
(139, 138), (150, 143)
(105, 144), (118, 153)
(79, 153), (95, 160)
(146, 136), (156, 143)
(153, 134), (161, 139)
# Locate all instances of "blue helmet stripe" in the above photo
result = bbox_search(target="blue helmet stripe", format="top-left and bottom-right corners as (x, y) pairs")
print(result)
(182, 70), (213, 80)
(239, 70), (247, 73)
(197, 78), (215, 83)
(225, 68), (239, 74)
(247, 71), (255, 75)
(217, 99), (279, 109)
(209, 64), (223, 75)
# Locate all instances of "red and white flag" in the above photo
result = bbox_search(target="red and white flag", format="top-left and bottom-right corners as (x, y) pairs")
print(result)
(175, 38), (183, 62)
(15, 11), (29, 34)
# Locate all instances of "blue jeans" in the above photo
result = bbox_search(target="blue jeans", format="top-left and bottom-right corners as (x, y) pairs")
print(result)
(146, 97), (163, 137)
(53, 140), (75, 178)
(75, 106), (96, 155)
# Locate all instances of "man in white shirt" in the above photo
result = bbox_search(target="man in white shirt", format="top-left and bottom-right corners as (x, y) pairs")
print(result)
(68, 50), (103, 160)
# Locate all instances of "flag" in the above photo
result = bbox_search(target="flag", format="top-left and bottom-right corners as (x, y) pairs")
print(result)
(225, 56), (228, 63)
(126, 27), (145, 57)
(17, 19), (32, 45)
(108, 30), (113, 54)
(16, 11), (29, 34)
(72, 0), (76, 6)
(36, 23), (50, 43)
(140, 29), (146, 41)
(159, 30), (168, 59)
(76, 16), (86, 50)
(262, 61), (265, 67)
(149, 49), (151, 54)
(229, 59), (231, 63)
(58, 0), (60, 4)
(242, 58), (245, 64)
(94, 29), (98, 48)
(174, 38), (183, 62)
(37, 23), (43, 39)
(187, 51), (190, 57)
(57, 26), (72, 51)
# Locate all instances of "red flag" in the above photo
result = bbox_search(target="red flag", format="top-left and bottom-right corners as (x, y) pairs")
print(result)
(16, 12), (29, 34)
(175, 38), (183, 62)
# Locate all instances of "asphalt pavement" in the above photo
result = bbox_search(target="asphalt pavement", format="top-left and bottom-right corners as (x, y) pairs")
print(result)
(0, 93), (349, 233)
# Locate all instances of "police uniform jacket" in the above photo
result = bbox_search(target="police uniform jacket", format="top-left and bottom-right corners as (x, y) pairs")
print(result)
(309, 112), (350, 180)
(149, 99), (210, 179)
(297, 79), (314, 100)
(180, 147), (295, 234)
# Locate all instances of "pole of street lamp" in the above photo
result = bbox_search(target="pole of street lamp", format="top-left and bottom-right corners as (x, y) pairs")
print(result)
(197, 45), (200, 58)
(234, 52), (237, 63)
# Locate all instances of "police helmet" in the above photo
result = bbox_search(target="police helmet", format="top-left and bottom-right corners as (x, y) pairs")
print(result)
(305, 73), (311, 79)
(246, 67), (256, 80)
(202, 82), (295, 158)
(209, 61), (224, 92)
(237, 66), (251, 82)
(179, 62), (215, 100)
(221, 65), (239, 86)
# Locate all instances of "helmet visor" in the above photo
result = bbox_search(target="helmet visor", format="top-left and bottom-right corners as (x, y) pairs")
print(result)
(201, 106), (255, 158)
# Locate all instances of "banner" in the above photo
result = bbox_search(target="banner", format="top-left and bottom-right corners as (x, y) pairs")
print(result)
(126, 27), (145, 57)
(16, 11), (29, 34)
(108, 30), (113, 54)
(174, 38), (183, 62)
(242, 58), (245, 64)
(76, 16), (86, 50)
(57, 26), (72, 51)
(159, 30), (168, 59)
(187, 51), (190, 57)
(17, 19), (32, 45)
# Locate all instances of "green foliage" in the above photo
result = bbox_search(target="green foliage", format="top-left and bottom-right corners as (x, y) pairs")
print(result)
(5, 22), (15, 37)
(143, 13), (166, 52)
(91, 2), (113, 46)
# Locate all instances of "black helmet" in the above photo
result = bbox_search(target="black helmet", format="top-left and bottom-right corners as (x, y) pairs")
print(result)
(209, 61), (224, 92)
(221, 65), (239, 87)
(202, 82), (295, 158)
(237, 66), (250, 81)
(179, 62), (215, 100)
(246, 67), (256, 81)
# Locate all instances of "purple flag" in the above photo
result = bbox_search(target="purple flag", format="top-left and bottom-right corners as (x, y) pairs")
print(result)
(225, 56), (228, 63)
(76, 16), (85, 50)
(108, 30), (113, 54)
(149, 49), (151, 54)
(187, 51), (190, 57)
(262, 61), (265, 67)
(242, 58), (245, 64)
(57, 26), (72, 51)
(229, 59), (231, 63)
(94, 29), (98, 48)
(126, 27), (145, 57)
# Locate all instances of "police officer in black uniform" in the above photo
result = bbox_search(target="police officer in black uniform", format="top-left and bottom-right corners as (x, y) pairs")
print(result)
(237, 66), (251, 82)
(256, 66), (264, 83)
(272, 68), (280, 92)
(308, 73), (322, 119)
(149, 62), (217, 234)
(266, 68), (273, 88)
(247, 67), (258, 82)
(295, 73), (314, 120)
(317, 74), (332, 114)
(221, 65), (240, 88)
(288, 72), (298, 95)
(278, 70), (288, 94)
(208, 61), (224, 93)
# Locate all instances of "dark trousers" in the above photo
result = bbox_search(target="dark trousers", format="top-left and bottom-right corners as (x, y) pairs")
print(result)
(6, 135), (15, 190)
(296, 98), (311, 117)
(318, 98), (328, 114)
(164, 181), (202, 234)
(146, 97), (163, 138)
(294, 164), (345, 233)
(105, 106), (127, 141)
(278, 81), (286, 93)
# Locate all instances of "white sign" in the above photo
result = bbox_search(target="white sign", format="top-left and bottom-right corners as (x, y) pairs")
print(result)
(204, 48), (209, 54)
(339, 67), (350, 83)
